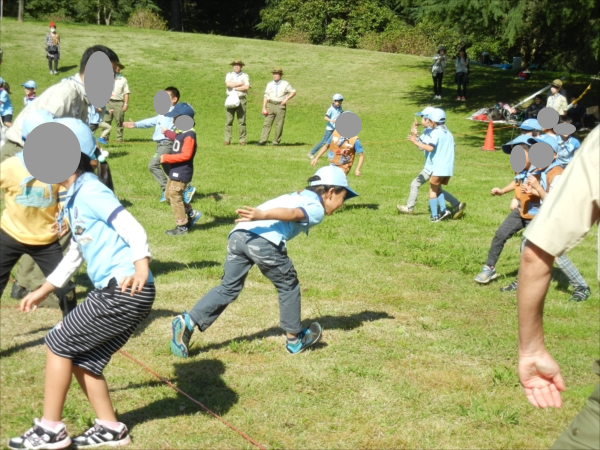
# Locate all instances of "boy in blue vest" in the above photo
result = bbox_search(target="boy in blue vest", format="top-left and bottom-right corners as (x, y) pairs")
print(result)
(160, 102), (202, 236)
(308, 93), (344, 159)
(124, 87), (196, 204)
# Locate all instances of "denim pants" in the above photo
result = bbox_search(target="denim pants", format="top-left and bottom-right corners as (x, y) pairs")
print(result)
(310, 129), (333, 155)
(407, 169), (460, 210)
(189, 230), (302, 334)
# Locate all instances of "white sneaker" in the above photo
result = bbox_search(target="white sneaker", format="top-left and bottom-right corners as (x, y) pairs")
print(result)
(307, 152), (314, 160)
(50, 70), (53, 75)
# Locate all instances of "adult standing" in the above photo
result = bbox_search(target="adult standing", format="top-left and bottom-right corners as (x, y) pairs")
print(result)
(257, 67), (296, 146)
(432, 45), (447, 100)
(45, 22), (61, 75)
(546, 79), (568, 115)
(224, 59), (251, 146)
(516, 125), (599, 449)
(103, 63), (129, 143)
(455, 49), (469, 101)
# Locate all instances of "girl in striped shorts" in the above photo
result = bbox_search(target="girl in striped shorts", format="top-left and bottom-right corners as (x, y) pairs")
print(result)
(9, 118), (155, 449)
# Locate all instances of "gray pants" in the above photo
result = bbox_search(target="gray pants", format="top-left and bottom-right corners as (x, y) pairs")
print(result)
(225, 96), (247, 143)
(189, 230), (302, 334)
(486, 208), (530, 267)
(407, 169), (460, 210)
(148, 140), (173, 191)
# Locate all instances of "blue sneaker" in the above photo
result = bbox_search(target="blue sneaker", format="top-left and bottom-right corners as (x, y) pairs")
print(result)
(159, 190), (166, 203)
(170, 312), (194, 358)
(184, 186), (196, 204)
(97, 137), (108, 145)
(286, 322), (322, 355)
(474, 265), (498, 284)
(187, 210), (202, 228)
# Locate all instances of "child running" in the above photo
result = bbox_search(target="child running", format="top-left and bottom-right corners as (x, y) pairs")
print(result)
(398, 106), (466, 218)
(170, 165), (358, 357)
(308, 93), (344, 159)
(406, 108), (465, 221)
(9, 117), (155, 449)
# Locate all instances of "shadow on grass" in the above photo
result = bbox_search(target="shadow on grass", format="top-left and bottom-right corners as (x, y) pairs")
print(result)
(190, 310), (393, 355)
(246, 140), (308, 147)
(15, 326), (53, 337)
(119, 199), (133, 208)
(57, 65), (77, 74)
(118, 359), (238, 430)
(195, 192), (225, 202)
(0, 336), (45, 358)
(150, 260), (221, 277)
(133, 307), (189, 337)
(192, 215), (237, 232)
(342, 203), (379, 211)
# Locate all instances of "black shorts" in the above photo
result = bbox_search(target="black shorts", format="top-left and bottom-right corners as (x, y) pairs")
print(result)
(45, 279), (155, 375)
(2, 114), (13, 124)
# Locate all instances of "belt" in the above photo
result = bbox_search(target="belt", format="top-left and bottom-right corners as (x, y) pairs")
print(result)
(109, 99), (124, 103)
(268, 100), (282, 105)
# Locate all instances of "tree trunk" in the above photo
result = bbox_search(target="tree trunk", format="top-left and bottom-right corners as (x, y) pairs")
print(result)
(97, 0), (100, 25)
(171, 0), (182, 32)
(18, 0), (24, 22)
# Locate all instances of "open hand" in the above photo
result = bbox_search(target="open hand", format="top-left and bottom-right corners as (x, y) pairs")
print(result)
(518, 351), (566, 408)
(235, 206), (265, 222)
(119, 269), (148, 296)
(123, 119), (135, 129)
(491, 187), (502, 196)
(20, 289), (50, 313)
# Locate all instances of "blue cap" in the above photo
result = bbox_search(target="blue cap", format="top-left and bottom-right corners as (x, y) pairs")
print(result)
(519, 118), (542, 131)
(22, 80), (37, 89)
(527, 134), (559, 153)
(22, 110), (55, 141)
(54, 118), (97, 160)
(332, 93), (344, 101)
(501, 134), (533, 154)
(310, 165), (359, 201)
(428, 108), (446, 123)
(415, 106), (435, 118)
(165, 102), (195, 118)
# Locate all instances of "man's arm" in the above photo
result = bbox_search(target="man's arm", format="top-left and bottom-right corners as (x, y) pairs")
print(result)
(281, 91), (296, 106)
(123, 93), (130, 112)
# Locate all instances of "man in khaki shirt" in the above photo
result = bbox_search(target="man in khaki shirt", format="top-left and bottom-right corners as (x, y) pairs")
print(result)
(546, 79), (568, 115)
(516, 125), (599, 449)
(257, 67), (296, 146)
(224, 59), (250, 145)
(103, 64), (130, 143)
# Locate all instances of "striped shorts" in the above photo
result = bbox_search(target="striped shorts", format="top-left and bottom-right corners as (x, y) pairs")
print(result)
(45, 279), (155, 376)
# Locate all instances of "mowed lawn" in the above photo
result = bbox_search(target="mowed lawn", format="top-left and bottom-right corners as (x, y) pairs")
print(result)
(1, 19), (598, 449)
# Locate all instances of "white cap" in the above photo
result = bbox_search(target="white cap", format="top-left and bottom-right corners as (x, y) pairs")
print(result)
(310, 166), (358, 200)
(333, 93), (344, 101)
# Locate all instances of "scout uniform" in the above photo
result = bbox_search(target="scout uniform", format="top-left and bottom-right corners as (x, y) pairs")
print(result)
(326, 130), (363, 174)
(258, 67), (296, 145)
(103, 66), (130, 142)
(225, 60), (250, 144)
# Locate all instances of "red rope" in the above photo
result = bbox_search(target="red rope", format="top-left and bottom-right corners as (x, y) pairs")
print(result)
(0, 306), (266, 449)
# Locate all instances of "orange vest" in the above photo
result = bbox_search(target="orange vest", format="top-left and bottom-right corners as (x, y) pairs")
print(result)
(515, 165), (563, 220)
(328, 131), (358, 173)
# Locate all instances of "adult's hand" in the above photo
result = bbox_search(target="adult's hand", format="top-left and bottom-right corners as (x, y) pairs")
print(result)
(123, 104), (129, 112)
(518, 351), (566, 408)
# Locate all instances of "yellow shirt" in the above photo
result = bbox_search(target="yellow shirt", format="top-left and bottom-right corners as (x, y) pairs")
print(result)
(0, 156), (63, 245)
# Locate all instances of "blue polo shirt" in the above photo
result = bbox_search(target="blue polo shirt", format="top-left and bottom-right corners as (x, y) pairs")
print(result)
(325, 104), (343, 131)
(0, 89), (13, 116)
(421, 125), (455, 177)
(64, 173), (154, 289)
(88, 104), (103, 125)
(134, 106), (175, 142)
(557, 136), (580, 166)
(418, 128), (434, 173)
(231, 190), (325, 246)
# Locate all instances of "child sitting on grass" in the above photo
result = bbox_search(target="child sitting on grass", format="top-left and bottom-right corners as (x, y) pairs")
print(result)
(170, 165), (358, 357)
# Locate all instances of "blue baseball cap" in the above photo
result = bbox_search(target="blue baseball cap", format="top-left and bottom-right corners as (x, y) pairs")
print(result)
(332, 93), (344, 101)
(415, 106), (435, 118)
(22, 80), (37, 89)
(428, 108), (446, 123)
(165, 102), (195, 118)
(519, 118), (542, 131)
(501, 134), (533, 154)
(22, 110), (55, 141)
(54, 118), (97, 160)
(527, 134), (559, 153)
(310, 165), (359, 201)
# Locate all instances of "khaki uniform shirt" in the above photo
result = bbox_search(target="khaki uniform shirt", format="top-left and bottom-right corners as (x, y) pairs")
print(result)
(225, 71), (250, 98)
(5, 73), (88, 147)
(110, 76), (130, 101)
(546, 93), (568, 115)
(264, 79), (295, 102)
(523, 125), (600, 283)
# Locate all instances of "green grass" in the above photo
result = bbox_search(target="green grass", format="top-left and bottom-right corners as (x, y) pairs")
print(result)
(1, 18), (598, 449)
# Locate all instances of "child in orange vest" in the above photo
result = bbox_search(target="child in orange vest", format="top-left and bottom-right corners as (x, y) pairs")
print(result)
(310, 129), (364, 176)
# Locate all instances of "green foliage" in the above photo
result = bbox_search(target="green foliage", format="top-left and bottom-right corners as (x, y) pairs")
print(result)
(128, 7), (168, 30)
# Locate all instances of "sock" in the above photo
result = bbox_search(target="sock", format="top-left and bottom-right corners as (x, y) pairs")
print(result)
(96, 419), (122, 431)
(41, 418), (63, 430)
(437, 193), (446, 211)
(183, 311), (195, 331)
(429, 199), (438, 217)
(287, 335), (300, 346)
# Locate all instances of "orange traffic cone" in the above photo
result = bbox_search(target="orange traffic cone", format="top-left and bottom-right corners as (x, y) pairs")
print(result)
(481, 120), (495, 151)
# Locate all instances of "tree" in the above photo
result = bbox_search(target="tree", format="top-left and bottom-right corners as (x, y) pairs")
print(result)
(18, 0), (24, 22)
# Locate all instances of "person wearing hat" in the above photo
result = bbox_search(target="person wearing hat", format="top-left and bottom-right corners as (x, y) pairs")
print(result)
(22, 80), (38, 106)
(12, 117), (155, 450)
(102, 62), (129, 144)
(0, 45), (123, 163)
(308, 93), (344, 159)
(169, 165), (358, 358)
(45, 22), (61, 75)
(431, 45), (447, 100)
(257, 66), (296, 146)
(547, 79), (568, 115)
(224, 59), (251, 145)
(518, 118), (542, 136)
(159, 102), (202, 236)
(0, 76), (14, 127)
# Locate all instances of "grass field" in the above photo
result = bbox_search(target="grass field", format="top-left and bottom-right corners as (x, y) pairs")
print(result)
(1, 18), (598, 449)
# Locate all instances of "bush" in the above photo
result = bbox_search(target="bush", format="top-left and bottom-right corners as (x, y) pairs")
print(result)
(274, 25), (312, 44)
(127, 8), (167, 31)
(357, 32), (381, 51)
